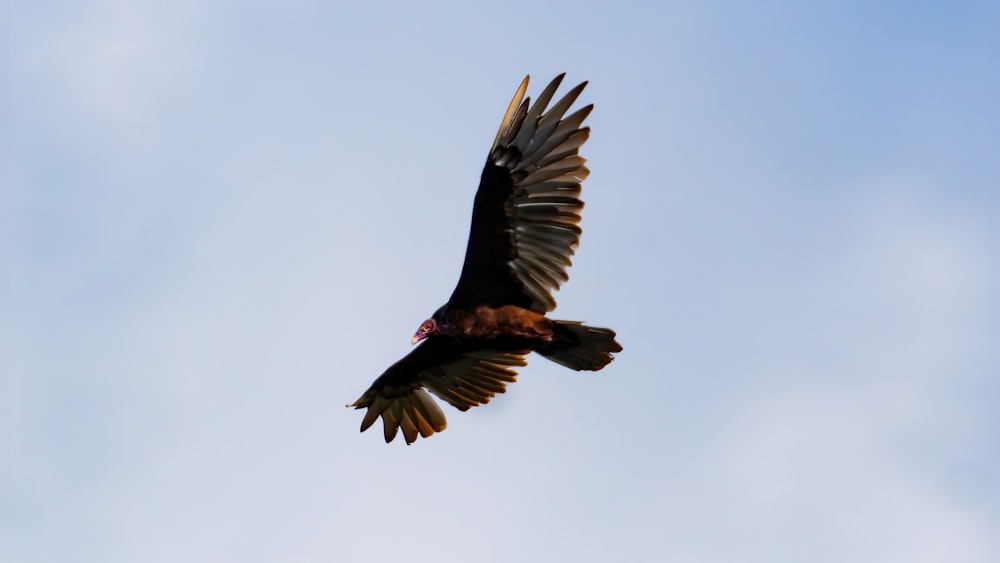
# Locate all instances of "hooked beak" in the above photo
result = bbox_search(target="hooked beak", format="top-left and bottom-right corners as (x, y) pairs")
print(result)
(411, 333), (424, 345)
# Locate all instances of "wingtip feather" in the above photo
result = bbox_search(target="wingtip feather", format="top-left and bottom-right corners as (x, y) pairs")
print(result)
(492, 75), (530, 151)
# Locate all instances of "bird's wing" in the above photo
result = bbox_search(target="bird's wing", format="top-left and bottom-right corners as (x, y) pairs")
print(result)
(349, 337), (528, 444)
(448, 74), (592, 313)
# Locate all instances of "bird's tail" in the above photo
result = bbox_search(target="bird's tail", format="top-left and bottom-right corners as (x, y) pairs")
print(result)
(538, 321), (622, 371)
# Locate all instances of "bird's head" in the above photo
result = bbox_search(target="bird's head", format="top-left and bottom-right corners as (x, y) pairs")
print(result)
(411, 318), (438, 345)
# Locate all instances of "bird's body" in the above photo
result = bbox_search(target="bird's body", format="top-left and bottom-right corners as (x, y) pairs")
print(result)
(350, 74), (621, 444)
(438, 304), (552, 342)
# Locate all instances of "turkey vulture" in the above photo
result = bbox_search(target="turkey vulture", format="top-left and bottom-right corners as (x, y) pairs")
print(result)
(349, 74), (621, 444)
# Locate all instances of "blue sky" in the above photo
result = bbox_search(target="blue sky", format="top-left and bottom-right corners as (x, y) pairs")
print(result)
(4, 1), (999, 561)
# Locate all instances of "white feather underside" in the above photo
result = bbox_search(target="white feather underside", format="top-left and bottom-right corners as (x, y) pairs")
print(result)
(353, 350), (527, 444)
(490, 74), (592, 313)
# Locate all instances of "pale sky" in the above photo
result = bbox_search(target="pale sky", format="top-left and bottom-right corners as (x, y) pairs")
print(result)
(4, 1), (999, 562)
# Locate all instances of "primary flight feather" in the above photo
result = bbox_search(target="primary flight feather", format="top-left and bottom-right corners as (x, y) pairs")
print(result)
(350, 74), (622, 444)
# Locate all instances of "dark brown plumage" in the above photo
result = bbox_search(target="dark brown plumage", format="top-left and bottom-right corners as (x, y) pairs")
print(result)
(349, 74), (622, 444)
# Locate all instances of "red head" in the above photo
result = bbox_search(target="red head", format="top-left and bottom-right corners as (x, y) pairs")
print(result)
(412, 318), (437, 345)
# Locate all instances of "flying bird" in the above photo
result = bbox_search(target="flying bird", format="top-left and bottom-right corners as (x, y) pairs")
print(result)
(350, 74), (622, 444)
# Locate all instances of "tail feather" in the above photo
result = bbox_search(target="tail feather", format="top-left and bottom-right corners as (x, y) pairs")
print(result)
(539, 321), (622, 371)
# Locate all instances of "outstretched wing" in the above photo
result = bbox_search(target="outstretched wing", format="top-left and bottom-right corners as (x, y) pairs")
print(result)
(349, 337), (528, 445)
(448, 74), (592, 313)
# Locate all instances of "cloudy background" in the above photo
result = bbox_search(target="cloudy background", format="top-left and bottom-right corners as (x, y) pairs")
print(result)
(4, 1), (998, 561)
